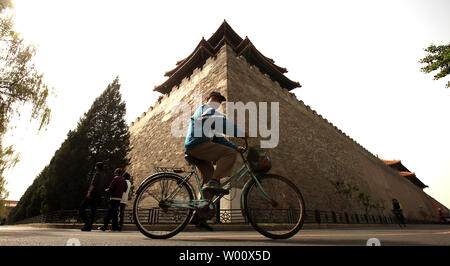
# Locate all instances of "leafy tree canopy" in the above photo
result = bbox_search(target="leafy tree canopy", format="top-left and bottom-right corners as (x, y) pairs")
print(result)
(0, 0), (52, 215)
(419, 43), (450, 88)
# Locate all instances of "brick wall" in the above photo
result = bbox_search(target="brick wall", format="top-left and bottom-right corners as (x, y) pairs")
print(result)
(225, 45), (438, 221)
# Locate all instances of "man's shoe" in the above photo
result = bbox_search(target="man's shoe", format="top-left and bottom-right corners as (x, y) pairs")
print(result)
(99, 226), (107, 232)
(196, 219), (214, 231)
(190, 212), (213, 231)
(203, 180), (229, 195)
(81, 226), (91, 232)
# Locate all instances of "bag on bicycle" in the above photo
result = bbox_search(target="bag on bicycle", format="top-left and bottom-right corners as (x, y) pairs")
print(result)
(247, 146), (272, 174)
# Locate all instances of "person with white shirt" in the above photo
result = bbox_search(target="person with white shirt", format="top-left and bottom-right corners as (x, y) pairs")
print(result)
(118, 172), (132, 231)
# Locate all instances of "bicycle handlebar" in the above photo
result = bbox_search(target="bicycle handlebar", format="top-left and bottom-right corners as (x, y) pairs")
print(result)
(239, 137), (248, 154)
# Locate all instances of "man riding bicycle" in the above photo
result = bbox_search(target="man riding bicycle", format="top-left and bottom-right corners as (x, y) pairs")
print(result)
(185, 91), (248, 196)
(132, 91), (306, 238)
(391, 198), (406, 228)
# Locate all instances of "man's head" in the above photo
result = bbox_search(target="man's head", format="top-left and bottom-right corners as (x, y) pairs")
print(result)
(114, 168), (124, 177)
(206, 91), (226, 109)
(95, 162), (104, 172)
(206, 91), (226, 103)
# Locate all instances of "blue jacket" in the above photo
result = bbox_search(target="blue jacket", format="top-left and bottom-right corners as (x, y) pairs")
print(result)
(184, 104), (245, 152)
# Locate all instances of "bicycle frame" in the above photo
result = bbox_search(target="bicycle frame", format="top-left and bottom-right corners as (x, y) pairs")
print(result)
(161, 147), (274, 211)
(134, 137), (306, 240)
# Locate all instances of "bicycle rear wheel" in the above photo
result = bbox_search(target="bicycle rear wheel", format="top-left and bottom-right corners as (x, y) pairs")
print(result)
(133, 174), (194, 239)
(243, 174), (305, 239)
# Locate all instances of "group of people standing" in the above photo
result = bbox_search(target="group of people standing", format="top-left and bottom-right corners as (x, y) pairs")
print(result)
(79, 162), (132, 232)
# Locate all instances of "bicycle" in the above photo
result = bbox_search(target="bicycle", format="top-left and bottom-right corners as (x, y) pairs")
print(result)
(132, 139), (305, 239)
(392, 209), (407, 228)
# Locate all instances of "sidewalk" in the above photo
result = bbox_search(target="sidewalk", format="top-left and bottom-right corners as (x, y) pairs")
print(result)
(16, 222), (450, 231)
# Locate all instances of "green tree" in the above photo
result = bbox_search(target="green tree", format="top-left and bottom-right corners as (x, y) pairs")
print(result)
(419, 43), (450, 88)
(0, 176), (7, 219)
(329, 179), (385, 215)
(0, 0), (52, 213)
(82, 77), (130, 175)
(9, 77), (130, 222)
(8, 166), (48, 222)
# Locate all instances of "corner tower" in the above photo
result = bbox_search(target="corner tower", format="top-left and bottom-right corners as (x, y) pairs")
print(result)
(127, 21), (440, 222)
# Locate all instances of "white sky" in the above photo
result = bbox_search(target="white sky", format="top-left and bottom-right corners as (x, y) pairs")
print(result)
(4, 0), (450, 208)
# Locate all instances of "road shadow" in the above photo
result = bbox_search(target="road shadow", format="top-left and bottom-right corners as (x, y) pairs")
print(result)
(175, 237), (417, 246)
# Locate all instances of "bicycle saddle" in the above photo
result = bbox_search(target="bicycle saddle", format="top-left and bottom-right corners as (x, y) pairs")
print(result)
(184, 154), (205, 166)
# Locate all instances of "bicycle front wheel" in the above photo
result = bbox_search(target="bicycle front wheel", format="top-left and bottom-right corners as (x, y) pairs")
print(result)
(133, 174), (194, 239)
(243, 174), (305, 239)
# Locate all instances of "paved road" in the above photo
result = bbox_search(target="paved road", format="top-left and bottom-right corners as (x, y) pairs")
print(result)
(1, 224), (449, 246)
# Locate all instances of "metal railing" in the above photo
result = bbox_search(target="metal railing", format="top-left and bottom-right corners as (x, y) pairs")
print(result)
(12, 208), (441, 226)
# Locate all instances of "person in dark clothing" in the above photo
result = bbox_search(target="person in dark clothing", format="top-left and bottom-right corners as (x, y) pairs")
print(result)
(392, 198), (406, 228)
(80, 162), (107, 231)
(100, 168), (128, 231)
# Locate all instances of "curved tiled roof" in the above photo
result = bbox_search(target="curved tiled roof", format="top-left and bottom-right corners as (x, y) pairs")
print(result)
(399, 171), (416, 177)
(378, 157), (428, 189)
(154, 20), (301, 94)
(379, 159), (402, 166)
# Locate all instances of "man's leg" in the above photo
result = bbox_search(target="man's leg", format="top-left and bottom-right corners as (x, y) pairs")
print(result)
(89, 196), (99, 229)
(399, 211), (406, 227)
(186, 142), (238, 230)
(119, 203), (125, 230)
(111, 200), (120, 230)
(102, 201), (112, 230)
(194, 160), (215, 187)
(79, 198), (90, 229)
(211, 146), (237, 180)
(188, 158), (214, 230)
(187, 142), (237, 182)
(188, 142), (237, 195)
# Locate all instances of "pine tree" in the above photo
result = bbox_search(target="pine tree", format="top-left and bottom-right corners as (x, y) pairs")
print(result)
(82, 77), (130, 179)
(9, 77), (130, 222)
